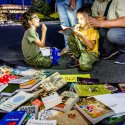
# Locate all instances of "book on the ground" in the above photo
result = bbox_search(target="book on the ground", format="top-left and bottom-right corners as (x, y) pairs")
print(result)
(0, 111), (27, 125)
(119, 83), (125, 92)
(99, 114), (125, 125)
(75, 97), (115, 124)
(0, 91), (34, 112)
(40, 72), (67, 92)
(0, 84), (8, 92)
(77, 78), (99, 84)
(8, 76), (37, 84)
(48, 109), (90, 125)
(40, 47), (50, 56)
(53, 91), (79, 112)
(18, 106), (38, 125)
(38, 109), (63, 120)
(42, 92), (62, 110)
(94, 93), (125, 114)
(1, 84), (19, 96)
(61, 74), (90, 83)
(74, 84), (111, 97)
(26, 119), (57, 125)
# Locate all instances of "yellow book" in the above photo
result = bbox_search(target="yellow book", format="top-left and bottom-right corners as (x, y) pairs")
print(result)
(61, 74), (90, 82)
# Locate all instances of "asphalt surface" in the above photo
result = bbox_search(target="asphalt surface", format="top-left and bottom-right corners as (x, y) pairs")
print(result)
(0, 22), (125, 83)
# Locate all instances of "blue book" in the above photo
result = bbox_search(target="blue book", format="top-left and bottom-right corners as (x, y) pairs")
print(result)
(0, 111), (27, 125)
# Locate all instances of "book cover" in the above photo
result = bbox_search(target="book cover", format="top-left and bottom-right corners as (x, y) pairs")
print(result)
(38, 109), (63, 120)
(40, 72), (67, 92)
(0, 91), (34, 112)
(48, 109), (90, 125)
(1, 84), (19, 96)
(42, 92), (62, 110)
(53, 91), (79, 112)
(26, 119), (57, 125)
(58, 27), (73, 36)
(75, 97), (115, 124)
(60, 74), (90, 83)
(74, 84), (111, 97)
(0, 111), (27, 125)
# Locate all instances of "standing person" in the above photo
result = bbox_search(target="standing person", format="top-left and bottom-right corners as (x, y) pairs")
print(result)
(91, 0), (110, 17)
(20, 11), (52, 67)
(56, 0), (83, 55)
(88, 0), (125, 64)
(67, 7), (99, 71)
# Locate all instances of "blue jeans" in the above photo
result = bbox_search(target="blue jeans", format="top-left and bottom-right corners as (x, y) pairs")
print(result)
(56, 0), (83, 49)
(99, 28), (125, 55)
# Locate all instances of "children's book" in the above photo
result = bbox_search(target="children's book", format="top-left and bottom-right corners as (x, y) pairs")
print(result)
(74, 84), (111, 97)
(58, 27), (74, 36)
(0, 111), (27, 125)
(61, 74), (90, 83)
(40, 72), (67, 92)
(0, 91), (34, 112)
(77, 78), (99, 84)
(1, 84), (19, 96)
(53, 91), (79, 112)
(0, 84), (8, 92)
(38, 109), (63, 120)
(42, 92), (62, 110)
(75, 97), (115, 124)
(119, 83), (125, 92)
(26, 119), (57, 125)
(48, 109), (90, 125)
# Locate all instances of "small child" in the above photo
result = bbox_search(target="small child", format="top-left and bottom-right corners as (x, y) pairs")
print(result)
(20, 11), (52, 67)
(68, 6), (99, 71)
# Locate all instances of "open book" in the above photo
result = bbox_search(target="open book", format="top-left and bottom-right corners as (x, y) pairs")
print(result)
(58, 25), (74, 36)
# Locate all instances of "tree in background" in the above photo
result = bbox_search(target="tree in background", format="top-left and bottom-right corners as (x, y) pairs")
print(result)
(30, 0), (52, 17)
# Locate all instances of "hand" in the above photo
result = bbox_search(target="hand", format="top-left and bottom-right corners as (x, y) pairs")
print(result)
(69, 0), (76, 10)
(87, 17), (103, 28)
(73, 30), (85, 38)
(41, 24), (47, 33)
(74, 24), (81, 31)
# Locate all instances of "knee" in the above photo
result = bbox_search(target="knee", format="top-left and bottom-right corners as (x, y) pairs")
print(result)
(107, 28), (124, 44)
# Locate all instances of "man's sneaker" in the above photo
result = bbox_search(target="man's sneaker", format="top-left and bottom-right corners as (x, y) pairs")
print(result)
(102, 50), (119, 60)
(67, 57), (79, 68)
(114, 54), (125, 64)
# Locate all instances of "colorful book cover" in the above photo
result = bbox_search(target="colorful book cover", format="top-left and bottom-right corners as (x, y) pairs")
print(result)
(0, 111), (27, 125)
(74, 84), (111, 97)
(75, 97), (115, 124)
(61, 74), (90, 83)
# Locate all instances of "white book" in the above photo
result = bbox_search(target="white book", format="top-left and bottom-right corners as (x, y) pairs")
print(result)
(40, 47), (50, 57)
(94, 93), (125, 114)
(0, 91), (34, 112)
(26, 119), (57, 125)
(42, 92), (62, 110)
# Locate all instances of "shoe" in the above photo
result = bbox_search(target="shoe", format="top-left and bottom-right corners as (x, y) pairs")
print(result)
(114, 54), (125, 64)
(102, 50), (119, 60)
(67, 57), (79, 68)
(60, 48), (69, 55)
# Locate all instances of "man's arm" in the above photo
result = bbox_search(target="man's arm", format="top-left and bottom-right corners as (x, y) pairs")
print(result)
(88, 16), (125, 28)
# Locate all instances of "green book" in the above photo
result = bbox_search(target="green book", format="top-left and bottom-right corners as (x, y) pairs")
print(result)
(74, 84), (111, 97)
(1, 84), (19, 96)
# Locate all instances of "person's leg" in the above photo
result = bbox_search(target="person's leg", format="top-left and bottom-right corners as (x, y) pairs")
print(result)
(25, 53), (52, 68)
(56, 0), (71, 50)
(99, 28), (118, 59)
(107, 28), (125, 64)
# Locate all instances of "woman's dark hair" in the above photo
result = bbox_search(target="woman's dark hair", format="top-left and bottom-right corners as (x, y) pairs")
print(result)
(20, 10), (36, 30)
(77, 5), (92, 17)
